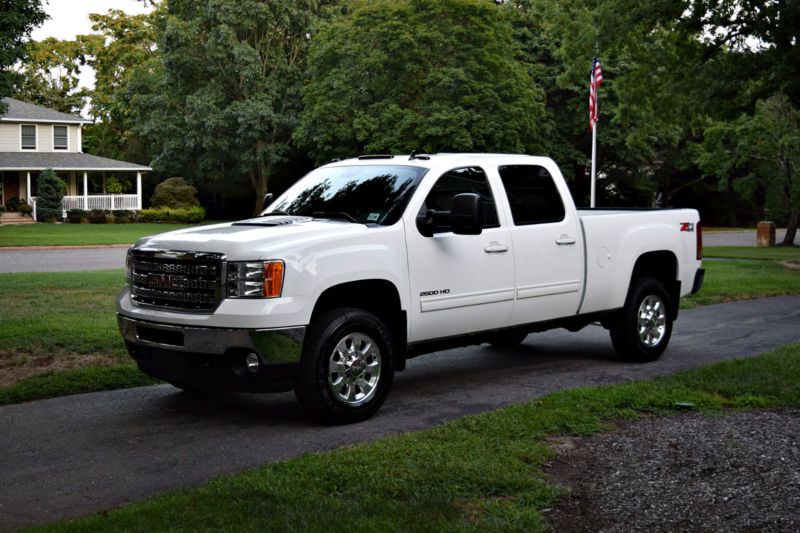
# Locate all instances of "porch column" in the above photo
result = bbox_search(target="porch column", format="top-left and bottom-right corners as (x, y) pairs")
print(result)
(83, 171), (88, 210)
(26, 171), (31, 201)
(136, 172), (142, 210)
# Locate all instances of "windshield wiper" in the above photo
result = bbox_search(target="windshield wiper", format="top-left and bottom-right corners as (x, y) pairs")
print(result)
(313, 211), (358, 223)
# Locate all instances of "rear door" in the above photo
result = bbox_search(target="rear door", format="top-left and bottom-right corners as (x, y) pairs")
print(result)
(406, 166), (515, 342)
(495, 164), (583, 325)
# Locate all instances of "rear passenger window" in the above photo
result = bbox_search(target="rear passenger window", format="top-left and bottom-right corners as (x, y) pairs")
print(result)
(421, 166), (499, 231)
(498, 165), (565, 225)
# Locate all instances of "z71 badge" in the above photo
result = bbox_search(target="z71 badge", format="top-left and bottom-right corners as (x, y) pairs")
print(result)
(420, 289), (450, 297)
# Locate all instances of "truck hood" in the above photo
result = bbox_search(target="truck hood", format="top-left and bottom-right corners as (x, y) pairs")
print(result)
(134, 216), (370, 260)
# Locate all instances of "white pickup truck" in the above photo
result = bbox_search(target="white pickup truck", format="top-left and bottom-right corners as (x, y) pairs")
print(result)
(118, 153), (704, 423)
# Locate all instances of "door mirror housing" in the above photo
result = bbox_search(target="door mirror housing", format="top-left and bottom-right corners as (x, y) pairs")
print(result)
(449, 192), (483, 235)
(415, 192), (483, 237)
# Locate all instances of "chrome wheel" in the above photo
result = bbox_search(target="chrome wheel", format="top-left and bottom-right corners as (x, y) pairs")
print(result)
(637, 295), (666, 347)
(327, 332), (382, 406)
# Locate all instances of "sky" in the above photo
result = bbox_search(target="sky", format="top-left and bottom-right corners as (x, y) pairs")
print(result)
(30, 0), (154, 91)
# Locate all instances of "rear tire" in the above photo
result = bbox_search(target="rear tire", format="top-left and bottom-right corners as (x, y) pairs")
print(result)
(610, 277), (673, 362)
(295, 307), (395, 424)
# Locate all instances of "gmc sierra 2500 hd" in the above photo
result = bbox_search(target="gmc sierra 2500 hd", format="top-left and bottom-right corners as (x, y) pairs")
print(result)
(118, 153), (704, 423)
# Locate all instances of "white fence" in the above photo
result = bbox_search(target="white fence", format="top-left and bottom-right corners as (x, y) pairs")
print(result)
(29, 195), (140, 221)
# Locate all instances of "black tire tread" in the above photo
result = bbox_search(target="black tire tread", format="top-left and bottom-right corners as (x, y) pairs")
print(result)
(610, 277), (673, 363)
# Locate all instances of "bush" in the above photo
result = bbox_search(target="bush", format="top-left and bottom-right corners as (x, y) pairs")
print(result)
(150, 177), (200, 209)
(36, 169), (66, 222)
(19, 203), (33, 216)
(112, 210), (132, 223)
(89, 209), (110, 224)
(0, 205), (5, 214)
(5, 197), (20, 212)
(67, 208), (87, 224)
(137, 206), (205, 224)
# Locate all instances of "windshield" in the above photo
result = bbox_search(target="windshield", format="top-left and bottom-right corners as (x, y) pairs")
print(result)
(266, 165), (427, 225)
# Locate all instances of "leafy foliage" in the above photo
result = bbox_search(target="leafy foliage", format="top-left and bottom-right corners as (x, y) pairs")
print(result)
(138, 206), (205, 224)
(133, 0), (332, 214)
(0, 0), (47, 114)
(13, 35), (102, 113)
(299, 0), (547, 162)
(698, 95), (800, 245)
(149, 177), (199, 209)
(35, 169), (66, 222)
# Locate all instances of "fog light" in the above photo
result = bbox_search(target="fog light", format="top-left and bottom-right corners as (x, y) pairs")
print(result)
(245, 352), (260, 373)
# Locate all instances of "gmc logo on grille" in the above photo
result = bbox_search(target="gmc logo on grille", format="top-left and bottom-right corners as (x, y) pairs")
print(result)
(148, 274), (183, 289)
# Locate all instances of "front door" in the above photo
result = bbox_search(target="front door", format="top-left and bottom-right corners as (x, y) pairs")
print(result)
(406, 166), (515, 342)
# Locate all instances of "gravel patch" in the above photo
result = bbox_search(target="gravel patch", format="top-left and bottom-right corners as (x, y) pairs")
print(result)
(545, 409), (800, 532)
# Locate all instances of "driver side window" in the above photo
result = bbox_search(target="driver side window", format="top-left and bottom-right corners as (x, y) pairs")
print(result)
(420, 167), (499, 232)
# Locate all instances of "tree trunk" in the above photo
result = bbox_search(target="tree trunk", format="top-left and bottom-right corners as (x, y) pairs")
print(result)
(779, 209), (799, 246)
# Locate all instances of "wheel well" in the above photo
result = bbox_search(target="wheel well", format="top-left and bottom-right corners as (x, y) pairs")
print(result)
(629, 251), (680, 319)
(311, 279), (408, 369)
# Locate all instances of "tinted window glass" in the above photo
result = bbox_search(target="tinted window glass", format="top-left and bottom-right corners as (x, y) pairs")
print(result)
(270, 165), (425, 225)
(498, 165), (565, 225)
(421, 167), (499, 232)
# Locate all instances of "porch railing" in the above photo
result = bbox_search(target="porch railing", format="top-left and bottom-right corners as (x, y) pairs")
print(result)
(29, 195), (140, 221)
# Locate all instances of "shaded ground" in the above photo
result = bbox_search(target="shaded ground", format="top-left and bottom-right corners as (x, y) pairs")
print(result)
(0, 348), (118, 387)
(545, 409), (800, 532)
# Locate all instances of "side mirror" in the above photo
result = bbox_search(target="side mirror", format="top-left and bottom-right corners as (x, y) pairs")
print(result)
(450, 193), (483, 235)
(415, 192), (483, 237)
(263, 192), (274, 207)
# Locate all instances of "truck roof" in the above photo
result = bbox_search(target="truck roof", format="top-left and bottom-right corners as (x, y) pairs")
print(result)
(324, 153), (556, 172)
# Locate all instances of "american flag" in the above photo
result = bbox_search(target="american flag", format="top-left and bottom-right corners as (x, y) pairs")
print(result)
(589, 57), (603, 129)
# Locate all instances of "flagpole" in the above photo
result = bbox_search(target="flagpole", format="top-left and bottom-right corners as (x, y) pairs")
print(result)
(590, 119), (597, 208)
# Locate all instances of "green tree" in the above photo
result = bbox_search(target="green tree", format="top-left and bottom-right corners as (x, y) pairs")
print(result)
(298, 0), (547, 163)
(698, 95), (800, 246)
(14, 35), (103, 113)
(135, 0), (331, 214)
(35, 169), (66, 222)
(82, 9), (158, 162)
(0, 0), (47, 114)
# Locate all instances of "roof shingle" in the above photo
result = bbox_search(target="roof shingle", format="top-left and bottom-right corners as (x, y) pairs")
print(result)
(1, 97), (92, 124)
(0, 152), (151, 171)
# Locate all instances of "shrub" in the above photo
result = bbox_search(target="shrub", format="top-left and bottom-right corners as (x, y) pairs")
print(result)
(137, 206), (205, 224)
(0, 205), (5, 214)
(112, 210), (131, 223)
(36, 169), (66, 222)
(5, 197), (20, 212)
(67, 208), (87, 224)
(89, 209), (110, 224)
(150, 177), (200, 209)
(105, 176), (129, 194)
(19, 203), (33, 216)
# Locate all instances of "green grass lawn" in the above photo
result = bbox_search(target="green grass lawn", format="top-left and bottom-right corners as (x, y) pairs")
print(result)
(704, 245), (800, 261)
(35, 343), (800, 532)
(0, 270), (157, 405)
(0, 223), (198, 247)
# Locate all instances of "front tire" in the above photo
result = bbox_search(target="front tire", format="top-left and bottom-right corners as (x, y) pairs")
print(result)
(295, 307), (395, 424)
(610, 277), (673, 362)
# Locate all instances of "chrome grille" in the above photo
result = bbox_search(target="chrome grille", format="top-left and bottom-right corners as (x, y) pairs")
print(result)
(130, 250), (224, 312)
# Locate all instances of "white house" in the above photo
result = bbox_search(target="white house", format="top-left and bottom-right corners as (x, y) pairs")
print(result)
(0, 97), (151, 220)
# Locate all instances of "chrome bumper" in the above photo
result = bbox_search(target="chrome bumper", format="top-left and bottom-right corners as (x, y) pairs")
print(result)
(117, 314), (305, 364)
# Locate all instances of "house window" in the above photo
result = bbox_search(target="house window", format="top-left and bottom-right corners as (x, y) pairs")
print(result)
(21, 125), (36, 150)
(53, 125), (68, 150)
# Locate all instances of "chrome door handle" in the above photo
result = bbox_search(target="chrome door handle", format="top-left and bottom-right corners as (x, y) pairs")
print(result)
(484, 243), (509, 253)
(555, 236), (577, 245)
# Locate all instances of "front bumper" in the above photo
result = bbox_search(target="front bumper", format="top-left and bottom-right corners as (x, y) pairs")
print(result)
(118, 314), (305, 392)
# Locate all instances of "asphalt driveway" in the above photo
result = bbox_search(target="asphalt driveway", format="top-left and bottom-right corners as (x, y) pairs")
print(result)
(1, 296), (799, 530)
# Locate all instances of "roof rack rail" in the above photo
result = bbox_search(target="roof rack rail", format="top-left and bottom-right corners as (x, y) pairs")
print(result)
(357, 154), (394, 160)
(409, 150), (431, 161)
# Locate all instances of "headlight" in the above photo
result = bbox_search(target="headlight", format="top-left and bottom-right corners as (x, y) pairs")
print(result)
(227, 260), (284, 299)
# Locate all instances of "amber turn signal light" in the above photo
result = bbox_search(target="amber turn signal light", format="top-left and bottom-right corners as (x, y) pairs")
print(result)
(263, 260), (284, 298)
